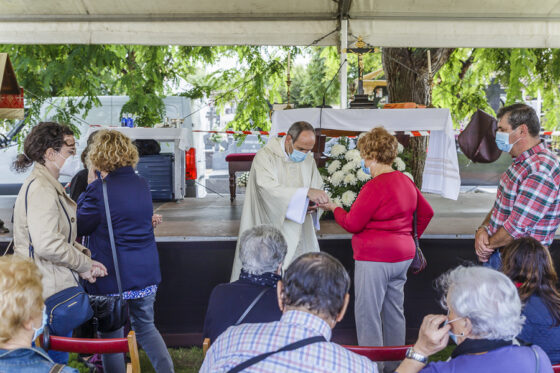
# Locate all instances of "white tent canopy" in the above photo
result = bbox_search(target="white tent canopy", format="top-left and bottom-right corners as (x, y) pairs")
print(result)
(2, 0), (560, 48)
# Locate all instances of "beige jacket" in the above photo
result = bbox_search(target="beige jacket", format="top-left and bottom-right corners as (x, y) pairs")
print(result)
(13, 163), (92, 299)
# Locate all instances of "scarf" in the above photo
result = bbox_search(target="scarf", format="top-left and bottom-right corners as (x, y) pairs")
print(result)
(451, 338), (513, 359)
(239, 269), (281, 288)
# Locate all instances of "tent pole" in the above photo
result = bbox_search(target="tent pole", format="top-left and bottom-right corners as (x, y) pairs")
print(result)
(340, 18), (348, 109)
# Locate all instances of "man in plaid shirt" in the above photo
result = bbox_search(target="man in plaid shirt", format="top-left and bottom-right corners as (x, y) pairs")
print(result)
(475, 104), (560, 269)
(200, 252), (377, 373)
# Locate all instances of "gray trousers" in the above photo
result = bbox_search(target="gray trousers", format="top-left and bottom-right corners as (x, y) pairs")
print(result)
(354, 259), (412, 373)
(101, 293), (174, 373)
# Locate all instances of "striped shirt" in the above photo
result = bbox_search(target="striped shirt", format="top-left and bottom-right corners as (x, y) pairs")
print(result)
(200, 310), (377, 373)
(488, 142), (560, 246)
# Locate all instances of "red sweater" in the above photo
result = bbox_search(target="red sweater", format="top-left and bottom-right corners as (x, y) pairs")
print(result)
(334, 171), (434, 263)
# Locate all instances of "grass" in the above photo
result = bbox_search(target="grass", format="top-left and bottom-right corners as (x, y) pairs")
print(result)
(68, 348), (204, 373)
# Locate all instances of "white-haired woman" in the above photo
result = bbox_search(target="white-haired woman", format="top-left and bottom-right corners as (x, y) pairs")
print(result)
(395, 266), (554, 373)
(203, 225), (288, 342)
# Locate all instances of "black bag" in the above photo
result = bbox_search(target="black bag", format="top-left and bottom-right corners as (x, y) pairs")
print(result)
(409, 210), (427, 274)
(458, 109), (502, 163)
(24, 179), (93, 336)
(88, 179), (128, 333)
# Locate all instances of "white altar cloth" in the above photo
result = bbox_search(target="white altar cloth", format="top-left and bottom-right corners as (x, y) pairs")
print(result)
(271, 108), (460, 200)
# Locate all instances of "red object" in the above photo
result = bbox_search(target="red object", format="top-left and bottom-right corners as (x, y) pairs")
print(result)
(342, 344), (412, 361)
(334, 172), (434, 262)
(553, 364), (560, 372)
(225, 153), (256, 162)
(0, 87), (24, 108)
(185, 147), (197, 180)
(44, 335), (129, 354)
(383, 102), (426, 109)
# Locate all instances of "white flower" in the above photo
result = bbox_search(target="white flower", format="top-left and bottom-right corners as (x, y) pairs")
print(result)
(397, 142), (404, 154)
(393, 157), (406, 171)
(327, 160), (341, 174)
(341, 161), (360, 173)
(331, 144), (347, 157)
(330, 170), (345, 186)
(357, 169), (371, 182)
(345, 149), (361, 162)
(333, 197), (343, 207)
(343, 172), (357, 186)
(341, 191), (357, 207)
(403, 171), (414, 181)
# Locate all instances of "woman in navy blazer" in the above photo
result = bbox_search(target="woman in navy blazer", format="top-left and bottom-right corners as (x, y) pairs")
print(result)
(77, 130), (173, 373)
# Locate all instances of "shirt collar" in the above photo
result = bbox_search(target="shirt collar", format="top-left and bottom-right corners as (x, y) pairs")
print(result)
(513, 141), (546, 164)
(31, 163), (66, 196)
(280, 310), (332, 341)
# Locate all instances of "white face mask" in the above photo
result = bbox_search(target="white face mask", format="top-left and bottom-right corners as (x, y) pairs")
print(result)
(56, 152), (81, 178)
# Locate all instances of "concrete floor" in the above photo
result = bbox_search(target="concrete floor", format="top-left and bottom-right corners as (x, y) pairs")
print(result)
(0, 191), (517, 242)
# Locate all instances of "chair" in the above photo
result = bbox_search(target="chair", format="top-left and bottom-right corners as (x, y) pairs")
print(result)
(341, 344), (412, 361)
(553, 363), (560, 373)
(40, 329), (141, 373)
(203, 337), (211, 357)
(225, 153), (256, 202)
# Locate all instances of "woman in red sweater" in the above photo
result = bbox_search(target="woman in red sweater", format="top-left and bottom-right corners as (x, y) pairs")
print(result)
(321, 127), (434, 373)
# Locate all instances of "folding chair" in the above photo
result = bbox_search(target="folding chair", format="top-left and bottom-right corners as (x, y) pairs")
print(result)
(40, 329), (141, 373)
(341, 344), (412, 362)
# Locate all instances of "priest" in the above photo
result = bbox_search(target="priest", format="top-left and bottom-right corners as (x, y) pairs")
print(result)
(230, 121), (328, 281)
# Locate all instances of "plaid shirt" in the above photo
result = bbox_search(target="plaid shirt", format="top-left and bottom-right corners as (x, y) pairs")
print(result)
(200, 310), (376, 373)
(488, 142), (560, 246)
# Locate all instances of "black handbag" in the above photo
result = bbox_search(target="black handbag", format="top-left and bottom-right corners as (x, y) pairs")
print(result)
(24, 179), (93, 336)
(88, 179), (128, 333)
(409, 210), (428, 274)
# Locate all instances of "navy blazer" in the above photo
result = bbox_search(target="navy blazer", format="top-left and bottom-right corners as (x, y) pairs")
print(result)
(77, 166), (161, 295)
(202, 278), (282, 342)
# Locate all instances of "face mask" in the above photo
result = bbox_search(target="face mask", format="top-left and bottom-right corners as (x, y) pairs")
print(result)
(495, 130), (520, 153)
(32, 306), (48, 341)
(361, 159), (371, 175)
(444, 317), (465, 344)
(289, 149), (307, 163)
(56, 153), (81, 177)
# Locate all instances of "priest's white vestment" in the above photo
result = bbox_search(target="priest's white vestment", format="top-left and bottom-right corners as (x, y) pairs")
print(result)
(230, 136), (323, 281)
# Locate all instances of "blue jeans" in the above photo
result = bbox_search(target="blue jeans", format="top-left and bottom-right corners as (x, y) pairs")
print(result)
(482, 250), (502, 270)
(100, 293), (174, 373)
(47, 330), (72, 364)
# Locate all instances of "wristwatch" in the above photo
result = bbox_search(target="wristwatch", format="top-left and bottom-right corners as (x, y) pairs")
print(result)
(405, 347), (428, 364)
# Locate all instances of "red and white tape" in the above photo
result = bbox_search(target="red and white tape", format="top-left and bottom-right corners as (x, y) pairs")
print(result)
(192, 129), (430, 137)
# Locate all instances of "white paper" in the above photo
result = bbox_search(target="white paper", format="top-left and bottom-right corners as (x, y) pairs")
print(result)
(286, 187), (309, 224)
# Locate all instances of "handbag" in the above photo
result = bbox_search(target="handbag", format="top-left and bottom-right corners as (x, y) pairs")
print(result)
(88, 179), (128, 333)
(24, 179), (93, 336)
(458, 109), (502, 163)
(409, 210), (428, 274)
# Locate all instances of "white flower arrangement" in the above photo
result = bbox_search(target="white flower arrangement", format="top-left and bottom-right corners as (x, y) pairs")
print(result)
(327, 160), (341, 174)
(403, 171), (414, 181)
(398, 142), (404, 154)
(237, 172), (250, 187)
(330, 144), (347, 157)
(319, 136), (413, 215)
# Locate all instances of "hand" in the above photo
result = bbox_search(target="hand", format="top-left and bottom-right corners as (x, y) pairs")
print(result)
(79, 270), (96, 283)
(318, 201), (338, 212)
(91, 260), (108, 277)
(413, 314), (451, 357)
(152, 214), (163, 228)
(474, 228), (493, 262)
(307, 188), (329, 205)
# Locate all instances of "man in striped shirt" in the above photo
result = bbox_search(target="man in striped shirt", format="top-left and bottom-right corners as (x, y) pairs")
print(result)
(200, 252), (377, 373)
(475, 103), (560, 269)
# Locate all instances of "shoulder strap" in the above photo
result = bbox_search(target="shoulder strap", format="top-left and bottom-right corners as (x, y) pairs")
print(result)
(226, 335), (326, 373)
(102, 179), (123, 296)
(530, 345), (540, 373)
(412, 210), (419, 248)
(49, 363), (65, 373)
(24, 179), (36, 258)
(234, 288), (270, 326)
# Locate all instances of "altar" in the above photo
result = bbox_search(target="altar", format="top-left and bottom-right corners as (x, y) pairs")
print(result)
(272, 108), (461, 200)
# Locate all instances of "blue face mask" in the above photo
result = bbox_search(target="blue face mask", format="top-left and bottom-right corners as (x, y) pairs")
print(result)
(32, 306), (48, 341)
(444, 317), (464, 345)
(495, 130), (520, 153)
(289, 149), (307, 163)
(361, 159), (371, 175)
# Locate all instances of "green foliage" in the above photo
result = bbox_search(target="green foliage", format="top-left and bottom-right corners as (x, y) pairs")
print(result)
(139, 347), (204, 373)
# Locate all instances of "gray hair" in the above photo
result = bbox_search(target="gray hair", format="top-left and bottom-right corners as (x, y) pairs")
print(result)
(438, 266), (525, 340)
(287, 121), (315, 143)
(239, 225), (288, 275)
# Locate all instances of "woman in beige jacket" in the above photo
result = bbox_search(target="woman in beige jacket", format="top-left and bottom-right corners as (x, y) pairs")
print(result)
(12, 122), (107, 364)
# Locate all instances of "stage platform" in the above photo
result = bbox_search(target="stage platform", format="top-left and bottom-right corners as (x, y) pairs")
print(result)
(1, 193), (559, 347)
